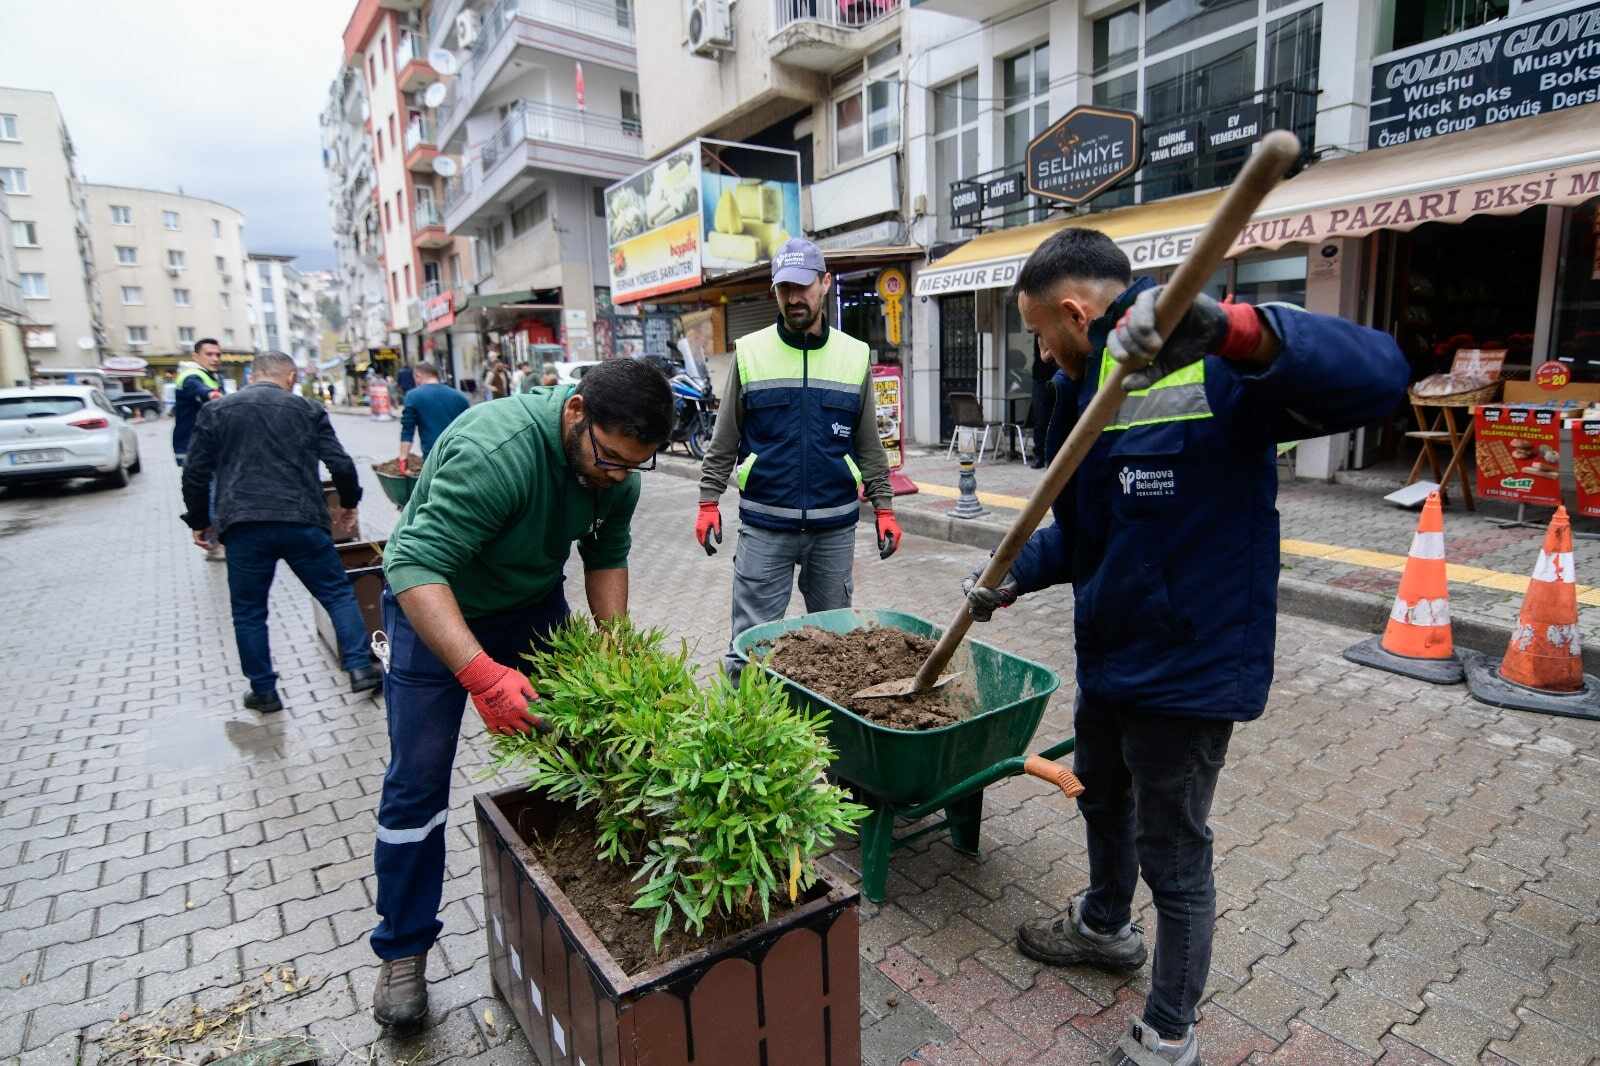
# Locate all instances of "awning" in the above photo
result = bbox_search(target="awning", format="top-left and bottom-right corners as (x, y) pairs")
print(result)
(914, 193), (1224, 296)
(915, 104), (1600, 297)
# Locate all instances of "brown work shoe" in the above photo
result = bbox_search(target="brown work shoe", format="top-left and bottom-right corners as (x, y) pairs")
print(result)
(373, 952), (429, 1028)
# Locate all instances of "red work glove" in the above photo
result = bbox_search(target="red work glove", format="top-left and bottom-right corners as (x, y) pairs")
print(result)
(696, 501), (723, 556)
(454, 652), (548, 735)
(875, 508), (901, 560)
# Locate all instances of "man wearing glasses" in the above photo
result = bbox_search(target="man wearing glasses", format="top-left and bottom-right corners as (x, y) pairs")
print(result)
(369, 358), (672, 1029)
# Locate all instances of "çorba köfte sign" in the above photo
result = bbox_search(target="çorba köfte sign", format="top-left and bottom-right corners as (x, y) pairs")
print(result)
(1026, 106), (1142, 206)
(1369, 0), (1600, 148)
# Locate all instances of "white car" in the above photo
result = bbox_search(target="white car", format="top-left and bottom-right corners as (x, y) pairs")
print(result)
(0, 385), (141, 489)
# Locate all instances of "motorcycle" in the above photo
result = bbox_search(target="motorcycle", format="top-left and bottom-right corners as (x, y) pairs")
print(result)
(667, 364), (717, 460)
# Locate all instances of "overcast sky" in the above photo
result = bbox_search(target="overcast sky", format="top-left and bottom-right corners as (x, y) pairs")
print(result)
(1, 1), (351, 270)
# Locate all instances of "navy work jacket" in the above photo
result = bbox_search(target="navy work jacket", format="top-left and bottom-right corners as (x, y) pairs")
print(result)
(1010, 278), (1408, 720)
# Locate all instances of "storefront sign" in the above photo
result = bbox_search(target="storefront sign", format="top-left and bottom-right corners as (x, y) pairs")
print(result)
(876, 268), (907, 346)
(1026, 105), (1142, 206)
(871, 365), (904, 471)
(1369, 1), (1600, 148)
(1573, 420), (1600, 517)
(423, 293), (455, 331)
(604, 146), (704, 303)
(102, 356), (148, 372)
(1476, 404), (1562, 506)
(22, 326), (56, 350)
(913, 258), (1023, 297)
(1148, 122), (1200, 164)
(1203, 104), (1262, 153)
(1535, 360), (1572, 389)
(985, 172), (1026, 207)
(951, 181), (985, 225)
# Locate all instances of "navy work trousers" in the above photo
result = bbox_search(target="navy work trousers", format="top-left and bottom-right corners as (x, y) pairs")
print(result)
(1073, 698), (1234, 1040)
(370, 584), (569, 961)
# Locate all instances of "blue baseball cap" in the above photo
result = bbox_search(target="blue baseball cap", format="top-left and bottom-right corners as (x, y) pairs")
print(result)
(771, 237), (826, 286)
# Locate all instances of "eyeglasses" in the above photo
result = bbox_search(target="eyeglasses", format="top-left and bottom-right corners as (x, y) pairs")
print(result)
(587, 420), (656, 471)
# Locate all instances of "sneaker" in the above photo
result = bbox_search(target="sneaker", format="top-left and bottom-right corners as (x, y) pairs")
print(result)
(243, 689), (283, 714)
(373, 952), (429, 1029)
(349, 664), (382, 694)
(205, 545), (226, 562)
(1108, 1021), (1199, 1066)
(1017, 892), (1147, 971)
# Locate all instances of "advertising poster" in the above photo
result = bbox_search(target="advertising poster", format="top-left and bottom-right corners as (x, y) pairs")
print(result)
(871, 365), (904, 470)
(1476, 404), (1562, 506)
(700, 155), (802, 275)
(1574, 420), (1600, 518)
(604, 146), (702, 303)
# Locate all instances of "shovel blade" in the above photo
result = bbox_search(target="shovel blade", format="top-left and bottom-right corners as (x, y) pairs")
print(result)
(853, 672), (962, 700)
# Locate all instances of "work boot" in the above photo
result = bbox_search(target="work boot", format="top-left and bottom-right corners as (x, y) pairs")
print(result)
(349, 664), (382, 694)
(373, 952), (429, 1028)
(1107, 1020), (1199, 1065)
(1017, 892), (1147, 971)
(243, 689), (283, 714)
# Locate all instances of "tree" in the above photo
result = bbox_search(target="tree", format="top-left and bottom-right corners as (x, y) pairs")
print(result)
(317, 295), (346, 332)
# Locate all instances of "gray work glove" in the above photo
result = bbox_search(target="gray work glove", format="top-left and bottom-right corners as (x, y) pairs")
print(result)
(1108, 287), (1247, 391)
(962, 565), (1018, 622)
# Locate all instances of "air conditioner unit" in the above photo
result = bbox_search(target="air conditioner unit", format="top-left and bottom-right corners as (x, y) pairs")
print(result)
(687, 0), (732, 56)
(456, 9), (481, 48)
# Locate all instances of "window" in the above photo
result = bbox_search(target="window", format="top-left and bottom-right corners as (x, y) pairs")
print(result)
(216, 255), (228, 272)
(1146, 0), (1257, 54)
(450, 253), (463, 286)
(395, 191), (404, 225)
(1094, 6), (1140, 74)
(174, 288), (191, 306)
(121, 286), (144, 305)
(1002, 44), (1050, 167)
(834, 44), (900, 167)
(511, 191), (548, 236)
(1380, 0), (1509, 54)
(1144, 30), (1257, 199)
(620, 89), (641, 136)
(20, 273), (47, 298)
(111, 204), (132, 224)
(368, 56), (376, 84)
(178, 326), (195, 345)
(380, 35), (388, 70)
(867, 78), (900, 153)
(0, 395), (85, 419)
(0, 167), (28, 195)
(0, 114), (16, 141)
(262, 286), (275, 308)
(475, 234), (492, 278)
(933, 73), (979, 239)
(258, 262), (272, 281)
(11, 220), (37, 247)
(212, 218), (222, 238)
(116, 245), (138, 265)
(390, 271), (399, 303)
(404, 264), (412, 297)
(488, 220), (508, 253)
(127, 326), (149, 346)
(835, 95), (864, 164)
(224, 328), (235, 344)
(1555, 198), (1600, 379)
(162, 210), (180, 230)
(167, 249), (186, 270)
(388, 114), (397, 150)
(384, 202), (392, 231)
(266, 326), (280, 349)
(220, 292), (230, 308)
(592, 186), (606, 217)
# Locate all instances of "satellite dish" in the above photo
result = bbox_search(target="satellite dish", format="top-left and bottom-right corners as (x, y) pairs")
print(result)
(77, 337), (96, 351)
(359, 98), (370, 122)
(432, 156), (459, 178)
(427, 48), (459, 76)
(424, 81), (449, 109)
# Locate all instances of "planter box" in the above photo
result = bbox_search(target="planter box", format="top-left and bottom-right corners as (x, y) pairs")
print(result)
(475, 786), (861, 1066)
(312, 539), (385, 653)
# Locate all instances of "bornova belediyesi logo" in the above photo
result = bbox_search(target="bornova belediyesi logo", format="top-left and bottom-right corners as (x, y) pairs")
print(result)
(831, 421), (851, 439)
(1119, 465), (1177, 497)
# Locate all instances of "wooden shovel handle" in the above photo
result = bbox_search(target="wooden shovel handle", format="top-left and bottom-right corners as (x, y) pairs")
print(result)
(910, 130), (1302, 694)
(1024, 755), (1086, 799)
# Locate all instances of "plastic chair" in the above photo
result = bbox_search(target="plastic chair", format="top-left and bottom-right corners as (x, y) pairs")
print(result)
(945, 392), (1001, 463)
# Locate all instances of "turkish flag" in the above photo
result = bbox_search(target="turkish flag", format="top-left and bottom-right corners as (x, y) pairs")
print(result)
(575, 62), (586, 111)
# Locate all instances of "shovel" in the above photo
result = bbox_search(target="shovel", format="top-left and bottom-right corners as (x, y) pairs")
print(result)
(856, 130), (1303, 701)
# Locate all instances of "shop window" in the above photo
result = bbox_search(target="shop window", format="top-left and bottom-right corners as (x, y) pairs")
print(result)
(933, 72), (978, 240)
(1145, 0), (1258, 55)
(1233, 253), (1307, 307)
(1554, 199), (1600, 380)
(1377, 0), (1510, 55)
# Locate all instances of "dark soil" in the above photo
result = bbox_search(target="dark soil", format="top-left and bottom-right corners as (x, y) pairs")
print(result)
(372, 456), (422, 477)
(529, 807), (798, 975)
(764, 625), (979, 730)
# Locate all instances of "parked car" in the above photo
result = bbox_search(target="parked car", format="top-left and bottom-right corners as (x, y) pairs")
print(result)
(110, 389), (163, 419)
(0, 386), (141, 489)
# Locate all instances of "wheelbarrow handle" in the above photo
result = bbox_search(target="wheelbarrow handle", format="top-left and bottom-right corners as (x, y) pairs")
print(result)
(1023, 755), (1085, 799)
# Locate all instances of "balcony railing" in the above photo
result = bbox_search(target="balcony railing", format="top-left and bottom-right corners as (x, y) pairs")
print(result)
(422, 279), (445, 300)
(405, 118), (436, 153)
(447, 99), (640, 212)
(774, 0), (901, 32)
(396, 32), (418, 68)
(413, 200), (445, 230)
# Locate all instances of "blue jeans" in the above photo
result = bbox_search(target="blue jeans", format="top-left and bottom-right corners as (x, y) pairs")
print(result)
(221, 521), (371, 694)
(1073, 699), (1234, 1040)
(725, 522), (856, 675)
(371, 584), (570, 961)
(176, 455), (220, 548)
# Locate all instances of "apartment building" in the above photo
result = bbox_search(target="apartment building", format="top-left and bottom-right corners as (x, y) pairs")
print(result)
(246, 253), (319, 365)
(85, 185), (254, 378)
(0, 184), (24, 384)
(425, 0), (642, 372)
(0, 87), (105, 370)
(321, 63), (392, 357)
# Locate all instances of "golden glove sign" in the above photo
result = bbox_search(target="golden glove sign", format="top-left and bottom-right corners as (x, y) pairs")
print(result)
(876, 268), (907, 346)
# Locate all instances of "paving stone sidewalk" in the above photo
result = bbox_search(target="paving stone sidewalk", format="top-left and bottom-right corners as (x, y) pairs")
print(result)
(0, 414), (1596, 1065)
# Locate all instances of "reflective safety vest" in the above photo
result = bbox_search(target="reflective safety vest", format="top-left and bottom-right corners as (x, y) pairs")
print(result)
(1096, 349), (1213, 432)
(177, 361), (220, 392)
(733, 323), (870, 532)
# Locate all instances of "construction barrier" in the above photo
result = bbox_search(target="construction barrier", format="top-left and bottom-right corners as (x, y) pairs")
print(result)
(1343, 491), (1464, 684)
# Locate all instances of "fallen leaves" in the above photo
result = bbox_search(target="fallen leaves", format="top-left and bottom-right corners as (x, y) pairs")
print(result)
(95, 964), (315, 1064)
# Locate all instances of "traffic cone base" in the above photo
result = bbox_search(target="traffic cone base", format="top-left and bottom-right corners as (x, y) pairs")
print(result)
(1342, 491), (1462, 684)
(1343, 634), (1465, 685)
(1463, 649), (1600, 721)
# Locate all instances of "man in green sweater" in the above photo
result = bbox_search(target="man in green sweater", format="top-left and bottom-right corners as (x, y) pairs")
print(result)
(369, 358), (672, 1029)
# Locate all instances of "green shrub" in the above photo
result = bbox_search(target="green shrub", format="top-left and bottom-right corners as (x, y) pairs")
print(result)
(493, 617), (867, 948)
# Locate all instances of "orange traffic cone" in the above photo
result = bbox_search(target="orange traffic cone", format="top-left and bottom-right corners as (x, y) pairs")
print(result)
(1466, 506), (1600, 719)
(1344, 491), (1463, 684)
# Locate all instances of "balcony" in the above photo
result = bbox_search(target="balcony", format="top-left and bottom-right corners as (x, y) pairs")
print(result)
(438, 0), (637, 147)
(404, 118), (440, 171)
(444, 100), (643, 231)
(770, 0), (902, 71)
(396, 33), (437, 92)
(412, 200), (451, 248)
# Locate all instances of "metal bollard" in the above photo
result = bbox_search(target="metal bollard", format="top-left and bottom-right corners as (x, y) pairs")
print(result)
(950, 427), (988, 520)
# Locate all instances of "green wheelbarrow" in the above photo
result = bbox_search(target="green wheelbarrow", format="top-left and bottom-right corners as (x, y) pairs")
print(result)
(734, 608), (1082, 903)
(372, 462), (418, 508)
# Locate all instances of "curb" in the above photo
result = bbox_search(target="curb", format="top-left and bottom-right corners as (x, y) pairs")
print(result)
(652, 457), (1590, 673)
